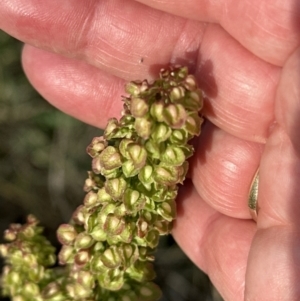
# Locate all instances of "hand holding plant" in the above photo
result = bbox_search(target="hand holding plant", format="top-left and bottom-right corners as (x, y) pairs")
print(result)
(0, 0), (300, 300)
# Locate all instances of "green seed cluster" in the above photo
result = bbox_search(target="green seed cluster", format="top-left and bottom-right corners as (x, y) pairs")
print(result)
(0, 215), (57, 301)
(0, 66), (203, 301)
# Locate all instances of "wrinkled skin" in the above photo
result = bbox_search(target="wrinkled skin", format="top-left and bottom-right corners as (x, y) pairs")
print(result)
(1, 0), (300, 300)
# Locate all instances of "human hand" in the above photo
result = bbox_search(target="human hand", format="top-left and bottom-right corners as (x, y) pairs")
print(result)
(0, 0), (300, 300)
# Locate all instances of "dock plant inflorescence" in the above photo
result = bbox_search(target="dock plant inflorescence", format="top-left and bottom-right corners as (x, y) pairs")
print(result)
(0, 66), (203, 301)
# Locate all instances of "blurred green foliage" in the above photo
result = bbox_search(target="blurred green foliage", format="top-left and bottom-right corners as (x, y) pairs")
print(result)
(0, 30), (223, 301)
(0, 30), (100, 240)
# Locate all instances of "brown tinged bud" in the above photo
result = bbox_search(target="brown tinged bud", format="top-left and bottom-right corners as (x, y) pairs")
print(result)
(3, 229), (17, 242)
(163, 104), (187, 129)
(130, 97), (149, 118)
(101, 246), (122, 269)
(99, 146), (122, 171)
(104, 118), (119, 139)
(128, 143), (147, 169)
(57, 224), (77, 246)
(134, 117), (152, 139)
(160, 145), (186, 166)
(105, 177), (127, 201)
(125, 80), (149, 96)
(185, 112), (203, 136)
(86, 136), (107, 158)
(84, 191), (100, 208)
(42, 282), (64, 300)
(72, 205), (85, 225)
(74, 233), (94, 250)
(123, 189), (145, 213)
(74, 249), (90, 267)
(58, 245), (74, 265)
(103, 214), (126, 236)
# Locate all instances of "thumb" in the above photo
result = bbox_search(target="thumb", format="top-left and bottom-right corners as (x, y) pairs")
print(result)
(245, 47), (300, 300)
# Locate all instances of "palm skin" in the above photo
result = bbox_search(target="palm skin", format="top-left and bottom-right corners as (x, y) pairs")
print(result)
(1, 0), (300, 300)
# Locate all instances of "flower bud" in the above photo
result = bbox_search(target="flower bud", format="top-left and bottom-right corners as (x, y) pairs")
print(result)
(125, 81), (141, 96)
(86, 136), (107, 158)
(169, 86), (185, 101)
(123, 189), (145, 213)
(184, 90), (203, 111)
(145, 229), (160, 249)
(154, 219), (171, 235)
(66, 282), (91, 299)
(183, 74), (197, 90)
(151, 123), (172, 143)
(84, 191), (100, 208)
(98, 203), (116, 227)
(184, 112), (203, 136)
(74, 249), (90, 267)
(122, 160), (139, 178)
(118, 244), (139, 268)
(118, 222), (134, 244)
(101, 246), (122, 269)
(72, 205), (85, 225)
(130, 97), (149, 118)
(125, 80), (148, 96)
(119, 138), (134, 159)
(126, 261), (156, 282)
(0, 244), (8, 257)
(99, 146), (122, 171)
(134, 117), (152, 140)
(104, 118), (119, 139)
(57, 224), (77, 246)
(104, 214), (125, 236)
(3, 229), (16, 241)
(145, 140), (160, 159)
(105, 177), (127, 201)
(136, 217), (149, 238)
(150, 101), (164, 122)
(92, 157), (102, 174)
(138, 165), (154, 186)
(97, 268), (124, 291)
(160, 145), (185, 166)
(77, 270), (95, 289)
(42, 282), (64, 300)
(97, 187), (113, 203)
(128, 144), (147, 169)
(169, 129), (187, 145)
(157, 199), (176, 222)
(90, 228), (107, 242)
(153, 165), (179, 186)
(58, 245), (74, 265)
(162, 104), (187, 129)
(23, 282), (40, 297)
(74, 233), (94, 250)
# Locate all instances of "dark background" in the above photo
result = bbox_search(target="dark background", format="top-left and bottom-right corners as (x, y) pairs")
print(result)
(0, 30), (223, 301)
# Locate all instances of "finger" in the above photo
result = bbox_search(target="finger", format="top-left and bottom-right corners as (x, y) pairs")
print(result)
(197, 25), (280, 143)
(2, 0), (280, 141)
(0, 0), (205, 80)
(245, 48), (300, 299)
(22, 31), (279, 143)
(173, 181), (256, 301)
(22, 45), (125, 128)
(136, 0), (300, 66)
(259, 46), (300, 228)
(191, 121), (263, 219)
